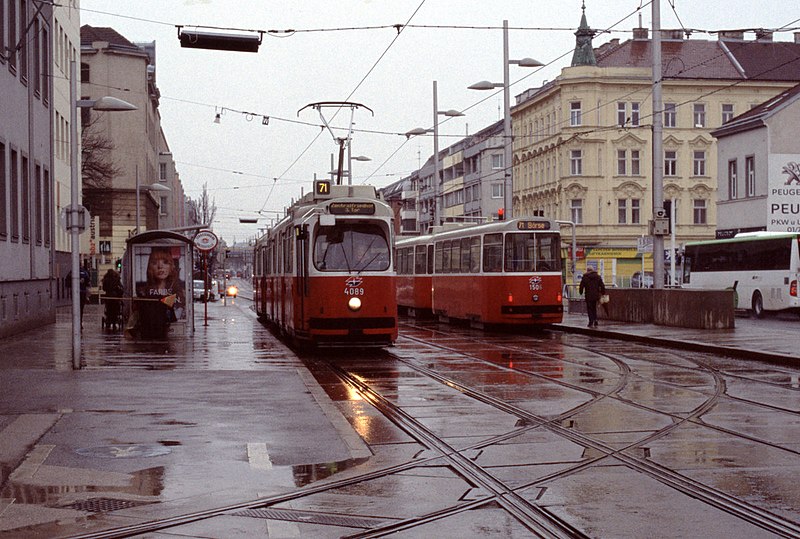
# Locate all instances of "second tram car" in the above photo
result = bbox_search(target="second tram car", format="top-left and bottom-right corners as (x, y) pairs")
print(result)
(253, 183), (397, 347)
(395, 218), (564, 326)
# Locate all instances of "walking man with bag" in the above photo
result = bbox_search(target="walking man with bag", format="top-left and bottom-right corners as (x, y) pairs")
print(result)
(579, 267), (606, 328)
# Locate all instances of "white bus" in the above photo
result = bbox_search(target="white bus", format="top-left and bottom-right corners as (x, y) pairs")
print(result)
(682, 232), (800, 317)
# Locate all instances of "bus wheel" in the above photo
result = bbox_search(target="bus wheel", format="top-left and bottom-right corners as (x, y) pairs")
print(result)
(751, 292), (764, 319)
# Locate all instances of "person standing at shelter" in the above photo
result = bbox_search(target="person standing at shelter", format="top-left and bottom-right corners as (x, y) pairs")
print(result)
(579, 266), (606, 328)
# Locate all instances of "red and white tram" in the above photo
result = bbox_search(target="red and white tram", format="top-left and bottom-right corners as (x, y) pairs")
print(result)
(395, 218), (564, 326)
(253, 182), (397, 347)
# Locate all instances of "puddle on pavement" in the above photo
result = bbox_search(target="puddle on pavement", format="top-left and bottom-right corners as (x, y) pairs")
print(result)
(0, 466), (165, 506)
(291, 457), (369, 487)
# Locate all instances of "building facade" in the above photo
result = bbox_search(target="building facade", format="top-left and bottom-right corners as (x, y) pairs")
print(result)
(52, 1), (81, 306)
(0, 0), (55, 338)
(511, 16), (800, 282)
(711, 83), (800, 237)
(80, 26), (184, 281)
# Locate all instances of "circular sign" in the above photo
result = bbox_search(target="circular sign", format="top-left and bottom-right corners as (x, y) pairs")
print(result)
(195, 230), (218, 251)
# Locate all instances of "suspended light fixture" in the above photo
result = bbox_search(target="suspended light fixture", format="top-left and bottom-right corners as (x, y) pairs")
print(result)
(177, 26), (263, 53)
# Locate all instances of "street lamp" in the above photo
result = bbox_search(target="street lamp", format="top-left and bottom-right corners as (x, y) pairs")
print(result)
(69, 60), (137, 369)
(405, 81), (464, 226)
(469, 20), (543, 220)
(135, 175), (171, 233)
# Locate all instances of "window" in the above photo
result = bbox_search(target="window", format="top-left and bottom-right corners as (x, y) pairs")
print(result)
(617, 102), (626, 126)
(693, 103), (706, 127)
(491, 154), (503, 170)
(159, 195), (168, 216)
(313, 223), (390, 272)
(33, 18), (39, 96)
(664, 103), (676, 127)
(159, 162), (167, 181)
(80, 62), (89, 82)
(0, 143), (5, 237)
(664, 150), (677, 176)
(8, 0), (16, 70)
(631, 102), (640, 126)
(41, 25), (48, 103)
(728, 159), (738, 199)
(631, 150), (641, 175)
(745, 155), (755, 197)
(43, 168), (50, 246)
(618, 199), (627, 224)
(491, 182), (503, 199)
(19, 0), (26, 82)
(0, 0), (5, 66)
(10, 149), (18, 241)
(722, 103), (734, 124)
(631, 198), (641, 224)
(570, 150), (582, 176)
(570, 199), (583, 224)
(617, 150), (627, 175)
(570, 101), (582, 126)
(693, 199), (707, 224)
(693, 150), (706, 176)
(483, 233), (503, 272)
(21, 155), (28, 243)
(34, 163), (41, 244)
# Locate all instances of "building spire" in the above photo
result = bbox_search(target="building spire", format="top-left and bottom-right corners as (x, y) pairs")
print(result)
(571, 1), (597, 66)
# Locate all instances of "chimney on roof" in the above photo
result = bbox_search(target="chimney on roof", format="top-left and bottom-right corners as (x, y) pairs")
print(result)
(662, 29), (684, 40)
(795, 32), (800, 44)
(633, 27), (649, 40)
(719, 31), (744, 41)
(755, 30), (773, 42)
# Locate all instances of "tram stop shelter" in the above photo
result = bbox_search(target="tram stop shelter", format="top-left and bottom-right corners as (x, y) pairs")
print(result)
(122, 231), (195, 338)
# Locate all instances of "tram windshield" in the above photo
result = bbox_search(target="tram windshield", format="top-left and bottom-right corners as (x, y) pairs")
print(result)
(314, 223), (390, 272)
(504, 232), (561, 272)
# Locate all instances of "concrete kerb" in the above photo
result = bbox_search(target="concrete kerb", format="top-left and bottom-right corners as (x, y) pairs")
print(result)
(550, 323), (800, 367)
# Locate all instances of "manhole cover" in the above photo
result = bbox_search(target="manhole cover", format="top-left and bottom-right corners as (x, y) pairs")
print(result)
(75, 444), (172, 458)
(235, 508), (392, 529)
(65, 497), (154, 513)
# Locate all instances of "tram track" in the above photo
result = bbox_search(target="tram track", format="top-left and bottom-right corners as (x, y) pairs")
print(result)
(64, 321), (800, 538)
(389, 322), (800, 537)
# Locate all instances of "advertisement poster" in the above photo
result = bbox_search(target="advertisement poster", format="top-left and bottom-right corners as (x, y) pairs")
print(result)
(132, 244), (188, 321)
(768, 154), (800, 232)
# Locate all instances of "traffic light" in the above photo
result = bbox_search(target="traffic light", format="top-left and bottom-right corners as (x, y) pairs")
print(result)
(115, 258), (122, 271)
(497, 208), (505, 221)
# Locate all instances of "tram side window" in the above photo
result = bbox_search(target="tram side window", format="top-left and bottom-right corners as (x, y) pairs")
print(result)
(483, 233), (503, 272)
(397, 247), (412, 275)
(441, 241), (451, 273)
(460, 238), (471, 273)
(470, 236), (481, 273)
(450, 240), (461, 273)
(414, 245), (427, 274)
(434, 242), (443, 273)
(427, 244), (434, 274)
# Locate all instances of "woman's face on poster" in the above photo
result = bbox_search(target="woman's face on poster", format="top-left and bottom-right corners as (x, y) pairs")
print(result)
(149, 253), (174, 282)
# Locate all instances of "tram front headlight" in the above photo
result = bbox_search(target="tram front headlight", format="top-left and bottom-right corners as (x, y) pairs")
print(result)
(348, 297), (362, 312)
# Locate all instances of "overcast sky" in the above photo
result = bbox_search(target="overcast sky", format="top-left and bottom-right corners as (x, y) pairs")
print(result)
(80, 1), (800, 243)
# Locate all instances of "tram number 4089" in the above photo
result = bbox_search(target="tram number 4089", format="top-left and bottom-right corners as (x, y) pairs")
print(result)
(345, 287), (365, 296)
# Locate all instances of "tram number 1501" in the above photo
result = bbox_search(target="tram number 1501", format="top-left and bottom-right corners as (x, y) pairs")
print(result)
(345, 287), (365, 296)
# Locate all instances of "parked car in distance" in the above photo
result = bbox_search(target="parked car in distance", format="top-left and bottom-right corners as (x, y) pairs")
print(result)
(193, 280), (208, 302)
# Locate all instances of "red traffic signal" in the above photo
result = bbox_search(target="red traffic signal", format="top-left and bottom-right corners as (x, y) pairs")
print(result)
(497, 208), (505, 220)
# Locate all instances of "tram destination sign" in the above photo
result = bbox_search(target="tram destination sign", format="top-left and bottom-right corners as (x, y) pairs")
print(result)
(329, 202), (375, 215)
(517, 220), (551, 230)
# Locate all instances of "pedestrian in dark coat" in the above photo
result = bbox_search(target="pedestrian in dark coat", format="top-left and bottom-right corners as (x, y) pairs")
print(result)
(579, 267), (606, 327)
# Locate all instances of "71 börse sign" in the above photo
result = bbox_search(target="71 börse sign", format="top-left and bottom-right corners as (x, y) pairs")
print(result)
(194, 230), (218, 252)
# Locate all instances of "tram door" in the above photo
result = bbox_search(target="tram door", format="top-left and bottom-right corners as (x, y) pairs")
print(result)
(295, 225), (309, 331)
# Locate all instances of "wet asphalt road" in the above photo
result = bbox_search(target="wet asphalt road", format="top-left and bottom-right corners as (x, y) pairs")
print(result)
(0, 286), (799, 537)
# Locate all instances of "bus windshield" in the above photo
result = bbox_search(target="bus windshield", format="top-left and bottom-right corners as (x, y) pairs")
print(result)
(314, 223), (390, 272)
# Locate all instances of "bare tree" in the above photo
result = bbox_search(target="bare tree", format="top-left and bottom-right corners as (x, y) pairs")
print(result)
(187, 182), (217, 227)
(81, 116), (120, 190)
